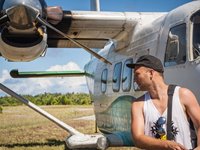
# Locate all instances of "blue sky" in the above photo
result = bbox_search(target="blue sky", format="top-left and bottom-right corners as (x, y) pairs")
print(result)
(0, 0), (191, 96)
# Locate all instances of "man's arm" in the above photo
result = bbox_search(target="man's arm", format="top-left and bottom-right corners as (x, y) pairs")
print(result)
(131, 97), (186, 150)
(180, 88), (200, 149)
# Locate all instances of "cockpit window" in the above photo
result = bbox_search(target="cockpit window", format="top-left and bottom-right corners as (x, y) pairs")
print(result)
(191, 11), (200, 59)
(164, 24), (186, 67)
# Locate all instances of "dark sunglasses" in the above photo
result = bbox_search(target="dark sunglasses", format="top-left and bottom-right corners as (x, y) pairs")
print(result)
(156, 117), (166, 136)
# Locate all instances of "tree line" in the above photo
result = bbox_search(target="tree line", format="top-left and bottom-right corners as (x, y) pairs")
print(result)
(0, 93), (92, 106)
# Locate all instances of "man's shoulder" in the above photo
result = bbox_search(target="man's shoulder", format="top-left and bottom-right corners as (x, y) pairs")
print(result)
(132, 95), (145, 110)
(133, 94), (145, 103)
(179, 87), (195, 98)
(169, 85), (189, 95)
(177, 86), (198, 106)
(178, 86), (193, 96)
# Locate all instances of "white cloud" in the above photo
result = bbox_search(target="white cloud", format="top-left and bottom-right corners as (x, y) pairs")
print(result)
(0, 69), (10, 83)
(47, 61), (82, 71)
(0, 62), (88, 96)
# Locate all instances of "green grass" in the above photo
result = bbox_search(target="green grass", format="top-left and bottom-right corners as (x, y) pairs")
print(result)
(0, 105), (140, 150)
(0, 105), (95, 150)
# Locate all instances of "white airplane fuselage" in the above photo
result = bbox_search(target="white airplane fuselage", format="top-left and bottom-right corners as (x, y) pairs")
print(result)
(1, 0), (200, 148)
(84, 1), (200, 146)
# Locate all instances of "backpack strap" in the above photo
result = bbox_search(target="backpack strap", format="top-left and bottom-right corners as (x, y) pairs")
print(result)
(166, 84), (176, 140)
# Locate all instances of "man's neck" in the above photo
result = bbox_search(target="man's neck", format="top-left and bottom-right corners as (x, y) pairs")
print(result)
(148, 82), (168, 100)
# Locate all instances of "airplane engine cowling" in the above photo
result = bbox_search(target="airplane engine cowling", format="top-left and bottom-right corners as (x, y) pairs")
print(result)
(0, 0), (48, 61)
(0, 30), (47, 62)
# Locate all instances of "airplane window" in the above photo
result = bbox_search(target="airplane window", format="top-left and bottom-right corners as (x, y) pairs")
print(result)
(113, 62), (122, 92)
(191, 11), (200, 59)
(122, 59), (133, 92)
(101, 69), (108, 93)
(164, 24), (186, 67)
(193, 23), (200, 59)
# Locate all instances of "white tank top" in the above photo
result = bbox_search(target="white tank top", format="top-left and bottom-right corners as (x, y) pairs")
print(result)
(143, 86), (194, 149)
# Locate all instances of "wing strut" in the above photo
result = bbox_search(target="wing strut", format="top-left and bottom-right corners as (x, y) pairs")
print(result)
(0, 83), (81, 135)
(36, 17), (112, 65)
(0, 82), (108, 149)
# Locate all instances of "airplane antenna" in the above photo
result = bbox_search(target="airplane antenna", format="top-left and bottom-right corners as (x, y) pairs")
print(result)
(90, 0), (100, 11)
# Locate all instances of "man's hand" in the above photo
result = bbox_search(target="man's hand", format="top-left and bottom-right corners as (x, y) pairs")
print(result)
(165, 140), (186, 150)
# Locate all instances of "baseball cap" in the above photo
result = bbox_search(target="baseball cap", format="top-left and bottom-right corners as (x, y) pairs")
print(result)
(126, 55), (164, 73)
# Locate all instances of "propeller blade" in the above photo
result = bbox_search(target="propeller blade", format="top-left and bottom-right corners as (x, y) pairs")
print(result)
(0, 14), (9, 26)
(36, 17), (112, 65)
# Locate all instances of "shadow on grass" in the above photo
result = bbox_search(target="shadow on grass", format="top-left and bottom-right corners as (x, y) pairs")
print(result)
(0, 139), (65, 148)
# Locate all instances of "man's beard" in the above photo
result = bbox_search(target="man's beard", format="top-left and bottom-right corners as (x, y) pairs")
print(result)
(134, 81), (148, 91)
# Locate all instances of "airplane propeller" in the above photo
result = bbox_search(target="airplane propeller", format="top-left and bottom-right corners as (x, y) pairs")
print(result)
(0, 0), (111, 64)
(36, 16), (112, 65)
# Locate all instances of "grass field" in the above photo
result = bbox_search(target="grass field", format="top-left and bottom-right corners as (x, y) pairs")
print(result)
(0, 105), (139, 150)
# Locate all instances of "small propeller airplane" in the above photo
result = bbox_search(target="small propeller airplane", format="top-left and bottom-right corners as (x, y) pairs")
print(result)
(0, 0), (200, 149)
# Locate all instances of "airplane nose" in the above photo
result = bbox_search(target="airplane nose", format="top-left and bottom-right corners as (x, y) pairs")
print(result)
(6, 5), (39, 30)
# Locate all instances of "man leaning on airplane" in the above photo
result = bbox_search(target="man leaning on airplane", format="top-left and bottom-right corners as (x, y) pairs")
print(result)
(127, 55), (200, 150)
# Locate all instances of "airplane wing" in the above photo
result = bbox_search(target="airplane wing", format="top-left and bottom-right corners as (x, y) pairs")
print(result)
(47, 10), (139, 50)
(0, 1), (165, 63)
